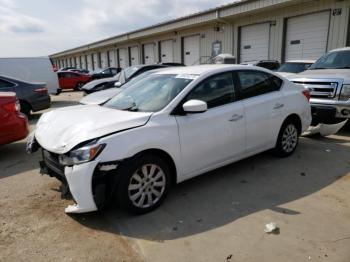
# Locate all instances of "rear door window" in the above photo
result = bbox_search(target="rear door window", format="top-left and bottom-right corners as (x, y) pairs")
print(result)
(236, 70), (282, 99)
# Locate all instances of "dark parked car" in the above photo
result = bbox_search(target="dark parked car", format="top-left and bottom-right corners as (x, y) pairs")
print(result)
(0, 76), (51, 116)
(241, 60), (280, 70)
(83, 64), (182, 94)
(91, 67), (121, 80)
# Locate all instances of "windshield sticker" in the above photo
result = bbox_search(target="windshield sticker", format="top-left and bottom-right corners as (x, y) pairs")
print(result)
(175, 74), (198, 80)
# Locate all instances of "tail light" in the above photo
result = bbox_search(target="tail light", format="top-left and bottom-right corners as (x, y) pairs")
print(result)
(34, 87), (48, 94)
(302, 90), (311, 101)
(2, 100), (20, 113)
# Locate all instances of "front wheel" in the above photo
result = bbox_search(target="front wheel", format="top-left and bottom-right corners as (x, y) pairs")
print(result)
(274, 121), (299, 157)
(116, 154), (171, 214)
(74, 82), (84, 91)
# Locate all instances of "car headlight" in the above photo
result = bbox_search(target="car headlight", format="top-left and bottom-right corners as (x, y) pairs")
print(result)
(339, 84), (350, 101)
(59, 141), (105, 166)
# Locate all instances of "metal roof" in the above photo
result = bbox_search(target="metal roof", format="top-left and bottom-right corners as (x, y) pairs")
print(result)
(51, 0), (295, 57)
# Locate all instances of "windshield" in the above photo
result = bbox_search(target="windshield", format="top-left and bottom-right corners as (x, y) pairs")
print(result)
(278, 62), (313, 73)
(309, 51), (350, 69)
(124, 66), (142, 80)
(104, 74), (193, 112)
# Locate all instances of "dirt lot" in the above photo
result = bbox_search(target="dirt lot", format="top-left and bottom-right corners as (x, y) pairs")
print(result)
(1, 91), (350, 262)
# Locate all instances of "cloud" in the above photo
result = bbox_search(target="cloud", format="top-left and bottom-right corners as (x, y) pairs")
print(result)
(0, 5), (46, 34)
(0, 0), (235, 56)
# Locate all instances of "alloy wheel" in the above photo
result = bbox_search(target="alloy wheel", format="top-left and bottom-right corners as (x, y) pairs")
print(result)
(128, 164), (166, 208)
(282, 124), (298, 153)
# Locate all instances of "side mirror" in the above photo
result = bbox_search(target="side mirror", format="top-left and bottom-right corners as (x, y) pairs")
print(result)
(183, 100), (207, 113)
(114, 82), (122, 87)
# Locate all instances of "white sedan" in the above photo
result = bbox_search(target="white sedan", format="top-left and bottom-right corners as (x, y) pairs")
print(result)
(28, 65), (311, 214)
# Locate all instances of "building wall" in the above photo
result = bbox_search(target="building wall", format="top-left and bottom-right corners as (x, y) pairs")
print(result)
(53, 0), (350, 68)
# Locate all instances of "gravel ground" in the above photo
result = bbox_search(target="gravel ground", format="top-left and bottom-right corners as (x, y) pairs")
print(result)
(0, 91), (350, 262)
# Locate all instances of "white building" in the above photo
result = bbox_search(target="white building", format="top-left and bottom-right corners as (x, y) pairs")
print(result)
(51, 0), (350, 70)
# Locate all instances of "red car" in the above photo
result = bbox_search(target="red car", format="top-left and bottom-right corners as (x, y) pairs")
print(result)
(58, 71), (91, 91)
(0, 92), (29, 145)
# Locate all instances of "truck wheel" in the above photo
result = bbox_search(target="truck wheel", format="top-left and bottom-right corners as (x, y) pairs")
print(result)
(20, 101), (31, 117)
(116, 154), (171, 214)
(274, 120), (299, 157)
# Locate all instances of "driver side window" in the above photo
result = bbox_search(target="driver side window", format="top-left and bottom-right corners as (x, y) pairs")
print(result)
(186, 72), (235, 109)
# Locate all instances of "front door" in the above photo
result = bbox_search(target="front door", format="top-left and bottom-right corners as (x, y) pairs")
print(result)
(175, 72), (245, 177)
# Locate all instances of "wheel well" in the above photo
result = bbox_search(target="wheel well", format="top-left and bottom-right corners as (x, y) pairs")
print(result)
(284, 114), (302, 134)
(134, 149), (177, 185)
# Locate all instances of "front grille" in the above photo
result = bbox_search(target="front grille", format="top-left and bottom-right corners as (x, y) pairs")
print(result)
(293, 81), (338, 98)
(42, 149), (65, 176)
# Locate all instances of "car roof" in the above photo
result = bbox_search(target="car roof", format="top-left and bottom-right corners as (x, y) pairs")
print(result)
(285, 60), (315, 63)
(330, 47), (350, 52)
(154, 64), (263, 75)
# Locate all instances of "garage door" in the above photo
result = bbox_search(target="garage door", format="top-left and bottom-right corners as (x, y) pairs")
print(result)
(92, 53), (98, 70)
(143, 43), (156, 65)
(183, 35), (200, 65)
(160, 40), (174, 63)
(101, 52), (108, 68)
(81, 56), (86, 69)
(130, 46), (140, 66)
(108, 50), (116, 67)
(240, 23), (270, 63)
(285, 11), (330, 61)
(118, 48), (128, 68)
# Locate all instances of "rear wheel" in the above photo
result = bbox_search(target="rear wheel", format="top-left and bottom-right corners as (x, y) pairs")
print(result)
(274, 120), (299, 157)
(116, 154), (171, 214)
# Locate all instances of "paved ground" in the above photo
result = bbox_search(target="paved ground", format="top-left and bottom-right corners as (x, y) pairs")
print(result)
(1, 91), (350, 262)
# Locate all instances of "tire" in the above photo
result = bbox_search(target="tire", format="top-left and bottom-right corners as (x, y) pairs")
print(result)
(74, 82), (84, 91)
(273, 120), (299, 157)
(116, 154), (171, 214)
(20, 101), (31, 117)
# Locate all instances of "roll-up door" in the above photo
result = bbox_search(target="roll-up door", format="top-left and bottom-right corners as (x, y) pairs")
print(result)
(160, 40), (174, 63)
(183, 35), (200, 65)
(143, 43), (156, 64)
(240, 23), (270, 63)
(118, 48), (127, 68)
(285, 11), (330, 60)
(130, 46), (140, 65)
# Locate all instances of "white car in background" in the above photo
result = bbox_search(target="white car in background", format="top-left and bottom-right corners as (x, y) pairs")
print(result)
(276, 60), (315, 78)
(28, 65), (311, 214)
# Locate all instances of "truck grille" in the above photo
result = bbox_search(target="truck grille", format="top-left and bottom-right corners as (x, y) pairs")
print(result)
(292, 81), (338, 98)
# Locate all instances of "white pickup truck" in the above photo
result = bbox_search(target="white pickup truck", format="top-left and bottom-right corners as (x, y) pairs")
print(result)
(289, 48), (350, 134)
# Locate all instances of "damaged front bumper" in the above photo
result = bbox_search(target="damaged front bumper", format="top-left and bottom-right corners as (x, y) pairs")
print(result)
(40, 149), (99, 213)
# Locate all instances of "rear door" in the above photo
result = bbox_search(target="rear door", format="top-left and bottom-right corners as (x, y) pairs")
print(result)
(236, 70), (284, 153)
(175, 72), (245, 177)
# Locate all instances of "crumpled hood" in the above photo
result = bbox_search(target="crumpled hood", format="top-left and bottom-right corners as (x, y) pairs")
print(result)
(82, 76), (118, 90)
(35, 105), (152, 154)
(80, 88), (121, 105)
(289, 69), (350, 83)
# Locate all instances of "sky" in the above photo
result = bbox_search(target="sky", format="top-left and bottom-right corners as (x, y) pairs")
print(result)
(0, 0), (236, 57)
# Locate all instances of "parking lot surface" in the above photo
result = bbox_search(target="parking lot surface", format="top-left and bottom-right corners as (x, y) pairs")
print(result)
(1, 91), (350, 262)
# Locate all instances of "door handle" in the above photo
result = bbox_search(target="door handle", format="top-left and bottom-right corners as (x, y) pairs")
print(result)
(229, 114), (243, 122)
(273, 103), (284, 109)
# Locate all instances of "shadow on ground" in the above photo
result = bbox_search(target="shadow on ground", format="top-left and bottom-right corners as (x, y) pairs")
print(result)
(70, 135), (350, 241)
